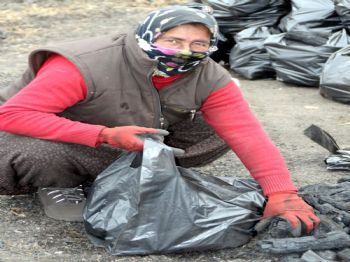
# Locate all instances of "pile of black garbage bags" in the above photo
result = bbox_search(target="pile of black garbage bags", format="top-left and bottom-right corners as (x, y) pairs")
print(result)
(199, 0), (350, 104)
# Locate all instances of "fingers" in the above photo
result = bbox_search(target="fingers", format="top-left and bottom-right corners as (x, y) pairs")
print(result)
(280, 213), (300, 230)
(132, 126), (157, 134)
(282, 212), (320, 235)
(170, 146), (185, 157)
(109, 138), (144, 151)
(133, 126), (169, 135)
(124, 137), (144, 151)
(296, 213), (321, 234)
(310, 213), (321, 227)
(133, 127), (169, 146)
(154, 129), (170, 136)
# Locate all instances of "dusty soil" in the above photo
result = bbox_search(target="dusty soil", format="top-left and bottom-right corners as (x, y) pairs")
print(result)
(0, 0), (349, 261)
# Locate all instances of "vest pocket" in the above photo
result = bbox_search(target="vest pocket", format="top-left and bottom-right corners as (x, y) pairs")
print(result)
(161, 105), (198, 125)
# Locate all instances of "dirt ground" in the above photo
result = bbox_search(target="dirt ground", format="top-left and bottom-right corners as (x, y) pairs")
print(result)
(0, 0), (349, 261)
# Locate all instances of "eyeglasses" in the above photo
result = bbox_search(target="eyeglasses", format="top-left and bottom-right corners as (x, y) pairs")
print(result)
(156, 37), (211, 52)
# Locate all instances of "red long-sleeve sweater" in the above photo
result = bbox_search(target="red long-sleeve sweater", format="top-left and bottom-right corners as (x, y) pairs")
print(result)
(0, 55), (297, 195)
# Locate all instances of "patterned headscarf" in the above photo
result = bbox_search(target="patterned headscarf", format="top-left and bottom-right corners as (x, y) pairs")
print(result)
(135, 5), (219, 77)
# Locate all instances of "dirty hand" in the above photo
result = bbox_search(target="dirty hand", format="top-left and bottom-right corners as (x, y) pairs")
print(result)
(98, 126), (169, 151)
(136, 131), (185, 157)
(260, 192), (320, 235)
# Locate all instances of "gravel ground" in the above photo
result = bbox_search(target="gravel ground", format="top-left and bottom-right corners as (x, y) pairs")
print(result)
(0, 1), (350, 261)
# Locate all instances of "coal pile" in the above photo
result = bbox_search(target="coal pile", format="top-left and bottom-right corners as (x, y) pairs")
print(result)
(255, 179), (350, 261)
(255, 125), (350, 261)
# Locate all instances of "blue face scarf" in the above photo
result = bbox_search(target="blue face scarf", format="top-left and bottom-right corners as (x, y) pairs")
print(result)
(135, 5), (219, 77)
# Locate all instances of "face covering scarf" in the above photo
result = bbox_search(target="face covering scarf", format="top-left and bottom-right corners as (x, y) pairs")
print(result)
(135, 5), (219, 77)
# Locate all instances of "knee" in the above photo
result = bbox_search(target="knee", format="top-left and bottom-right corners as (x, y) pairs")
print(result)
(0, 134), (77, 187)
(12, 138), (66, 168)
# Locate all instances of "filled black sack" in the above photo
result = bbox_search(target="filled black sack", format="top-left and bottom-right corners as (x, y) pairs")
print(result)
(335, 0), (350, 31)
(83, 139), (265, 255)
(229, 26), (277, 79)
(264, 29), (350, 86)
(279, 0), (343, 34)
(201, 0), (290, 35)
(320, 44), (350, 104)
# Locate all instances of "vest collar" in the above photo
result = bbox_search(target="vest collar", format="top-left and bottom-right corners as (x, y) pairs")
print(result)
(124, 32), (158, 78)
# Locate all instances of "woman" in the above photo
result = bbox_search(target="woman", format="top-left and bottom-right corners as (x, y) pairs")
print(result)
(0, 5), (319, 233)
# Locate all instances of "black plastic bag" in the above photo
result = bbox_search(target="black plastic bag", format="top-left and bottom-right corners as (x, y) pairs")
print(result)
(320, 44), (350, 104)
(279, 0), (343, 34)
(210, 35), (236, 64)
(335, 0), (350, 31)
(83, 139), (265, 255)
(264, 29), (350, 86)
(201, 0), (290, 35)
(229, 26), (277, 79)
(304, 125), (350, 171)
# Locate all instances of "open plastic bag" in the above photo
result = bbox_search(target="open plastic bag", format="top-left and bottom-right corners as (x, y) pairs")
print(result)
(83, 139), (265, 255)
(304, 124), (350, 171)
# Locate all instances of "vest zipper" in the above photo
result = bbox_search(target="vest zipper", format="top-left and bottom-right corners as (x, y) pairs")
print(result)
(159, 114), (165, 129)
(152, 89), (164, 128)
(190, 109), (196, 121)
(148, 71), (165, 129)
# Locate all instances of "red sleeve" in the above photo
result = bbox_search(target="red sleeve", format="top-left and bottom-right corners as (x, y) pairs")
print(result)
(0, 54), (105, 147)
(200, 81), (297, 195)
